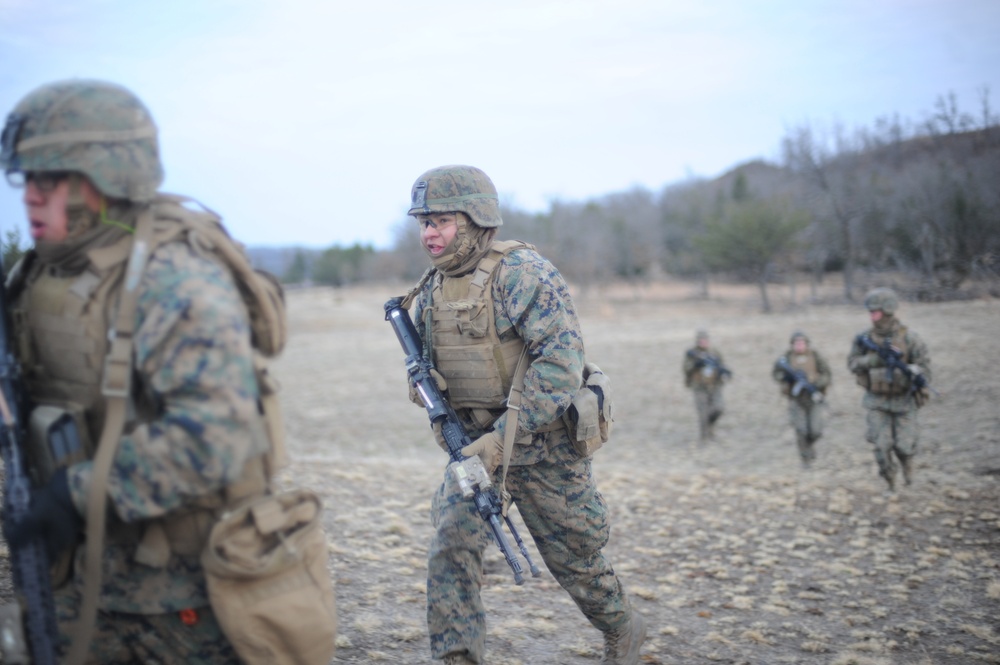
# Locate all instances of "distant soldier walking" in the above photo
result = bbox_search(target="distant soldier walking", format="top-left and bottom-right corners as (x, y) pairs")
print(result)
(847, 288), (932, 491)
(683, 330), (730, 442)
(772, 331), (831, 468)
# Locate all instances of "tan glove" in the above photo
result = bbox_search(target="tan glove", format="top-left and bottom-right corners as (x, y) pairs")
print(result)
(431, 421), (448, 452)
(461, 430), (504, 474)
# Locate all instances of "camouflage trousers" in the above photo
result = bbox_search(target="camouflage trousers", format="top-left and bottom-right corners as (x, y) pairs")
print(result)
(788, 398), (824, 463)
(427, 439), (632, 663)
(692, 386), (724, 440)
(865, 406), (918, 484)
(55, 585), (240, 664)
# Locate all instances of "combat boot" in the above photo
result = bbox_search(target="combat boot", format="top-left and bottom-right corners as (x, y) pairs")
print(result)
(442, 653), (476, 665)
(601, 612), (647, 665)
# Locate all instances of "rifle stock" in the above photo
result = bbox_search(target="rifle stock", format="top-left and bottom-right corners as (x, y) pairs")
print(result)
(0, 254), (59, 665)
(384, 297), (540, 585)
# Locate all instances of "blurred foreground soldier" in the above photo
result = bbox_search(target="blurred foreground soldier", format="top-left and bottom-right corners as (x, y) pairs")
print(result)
(683, 330), (731, 442)
(0, 79), (335, 664)
(772, 331), (831, 468)
(397, 165), (645, 664)
(847, 288), (932, 492)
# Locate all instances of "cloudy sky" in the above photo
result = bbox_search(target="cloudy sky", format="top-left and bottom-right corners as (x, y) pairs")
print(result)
(0, 0), (997, 249)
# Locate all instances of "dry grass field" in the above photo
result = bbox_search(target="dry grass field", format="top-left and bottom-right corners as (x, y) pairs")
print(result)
(276, 280), (1000, 665)
(1, 279), (996, 664)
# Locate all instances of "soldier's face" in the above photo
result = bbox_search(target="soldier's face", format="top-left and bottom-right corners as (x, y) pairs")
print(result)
(870, 310), (884, 323)
(793, 338), (808, 353)
(418, 212), (459, 257)
(22, 174), (102, 244)
(23, 175), (71, 243)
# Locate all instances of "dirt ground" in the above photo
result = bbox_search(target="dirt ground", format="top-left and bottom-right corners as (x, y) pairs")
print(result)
(1, 278), (997, 664)
(275, 280), (999, 665)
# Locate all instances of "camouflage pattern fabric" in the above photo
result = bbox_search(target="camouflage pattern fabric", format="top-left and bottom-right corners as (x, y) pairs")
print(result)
(412, 247), (634, 662)
(788, 401), (822, 463)
(3, 79), (163, 201)
(54, 584), (240, 664)
(773, 348), (832, 463)
(58, 239), (268, 613)
(682, 348), (726, 440)
(408, 165), (502, 228)
(691, 387), (724, 441)
(427, 435), (631, 663)
(413, 248), (585, 463)
(864, 407), (918, 484)
(847, 317), (930, 485)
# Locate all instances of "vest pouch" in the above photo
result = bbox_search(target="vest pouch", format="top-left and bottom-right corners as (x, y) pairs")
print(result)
(563, 363), (614, 457)
(201, 489), (337, 665)
(867, 367), (910, 396)
(27, 403), (92, 587)
(27, 403), (93, 487)
(447, 298), (490, 338)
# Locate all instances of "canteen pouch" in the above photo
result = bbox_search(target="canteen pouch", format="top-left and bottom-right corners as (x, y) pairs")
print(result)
(563, 362), (614, 457)
(201, 490), (337, 665)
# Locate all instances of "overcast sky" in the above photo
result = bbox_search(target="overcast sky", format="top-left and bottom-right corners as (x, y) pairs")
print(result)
(1, 0), (997, 249)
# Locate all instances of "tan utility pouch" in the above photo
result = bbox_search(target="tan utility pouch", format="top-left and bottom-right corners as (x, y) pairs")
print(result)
(201, 490), (337, 665)
(563, 362), (614, 457)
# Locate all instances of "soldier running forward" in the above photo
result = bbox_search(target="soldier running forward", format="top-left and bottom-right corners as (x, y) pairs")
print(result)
(682, 330), (731, 442)
(0, 79), (334, 664)
(772, 331), (832, 468)
(847, 288), (932, 492)
(397, 165), (646, 665)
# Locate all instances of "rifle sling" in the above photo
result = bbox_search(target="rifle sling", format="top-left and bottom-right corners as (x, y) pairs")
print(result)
(498, 348), (529, 516)
(67, 207), (154, 665)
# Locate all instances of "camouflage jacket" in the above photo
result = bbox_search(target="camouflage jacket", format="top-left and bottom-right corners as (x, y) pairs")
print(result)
(847, 319), (931, 413)
(17, 234), (267, 613)
(683, 346), (727, 390)
(772, 348), (832, 401)
(412, 246), (585, 466)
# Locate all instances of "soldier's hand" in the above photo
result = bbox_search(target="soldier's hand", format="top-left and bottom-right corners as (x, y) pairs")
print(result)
(408, 369), (448, 407)
(907, 364), (922, 375)
(461, 430), (504, 474)
(431, 421), (448, 452)
(3, 468), (83, 560)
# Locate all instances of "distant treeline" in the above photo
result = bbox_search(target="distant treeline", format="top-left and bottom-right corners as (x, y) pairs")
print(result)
(258, 90), (1000, 311)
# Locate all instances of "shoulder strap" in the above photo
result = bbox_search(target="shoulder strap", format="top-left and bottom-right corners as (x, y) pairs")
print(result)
(497, 348), (530, 516)
(67, 206), (154, 665)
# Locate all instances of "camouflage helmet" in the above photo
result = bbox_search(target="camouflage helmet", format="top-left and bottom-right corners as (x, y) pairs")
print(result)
(1, 79), (163, 201)
(864, 287), (899, 315)
(789, 330), (810, 344)
(408, 165), (502, 228)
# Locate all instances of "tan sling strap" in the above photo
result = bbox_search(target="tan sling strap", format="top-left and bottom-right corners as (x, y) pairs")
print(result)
(397, 267), (436, 311)
(497, 348), (530, 516)
(67, 206), (155, 665)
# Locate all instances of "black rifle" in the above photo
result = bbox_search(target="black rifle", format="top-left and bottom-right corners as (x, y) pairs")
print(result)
(854, 333), (936, 396)
(775, 357), (822, 401)
(385, 297), (540, 585)
(687, 349), (732, 379)
(0, 254), (59, 665)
